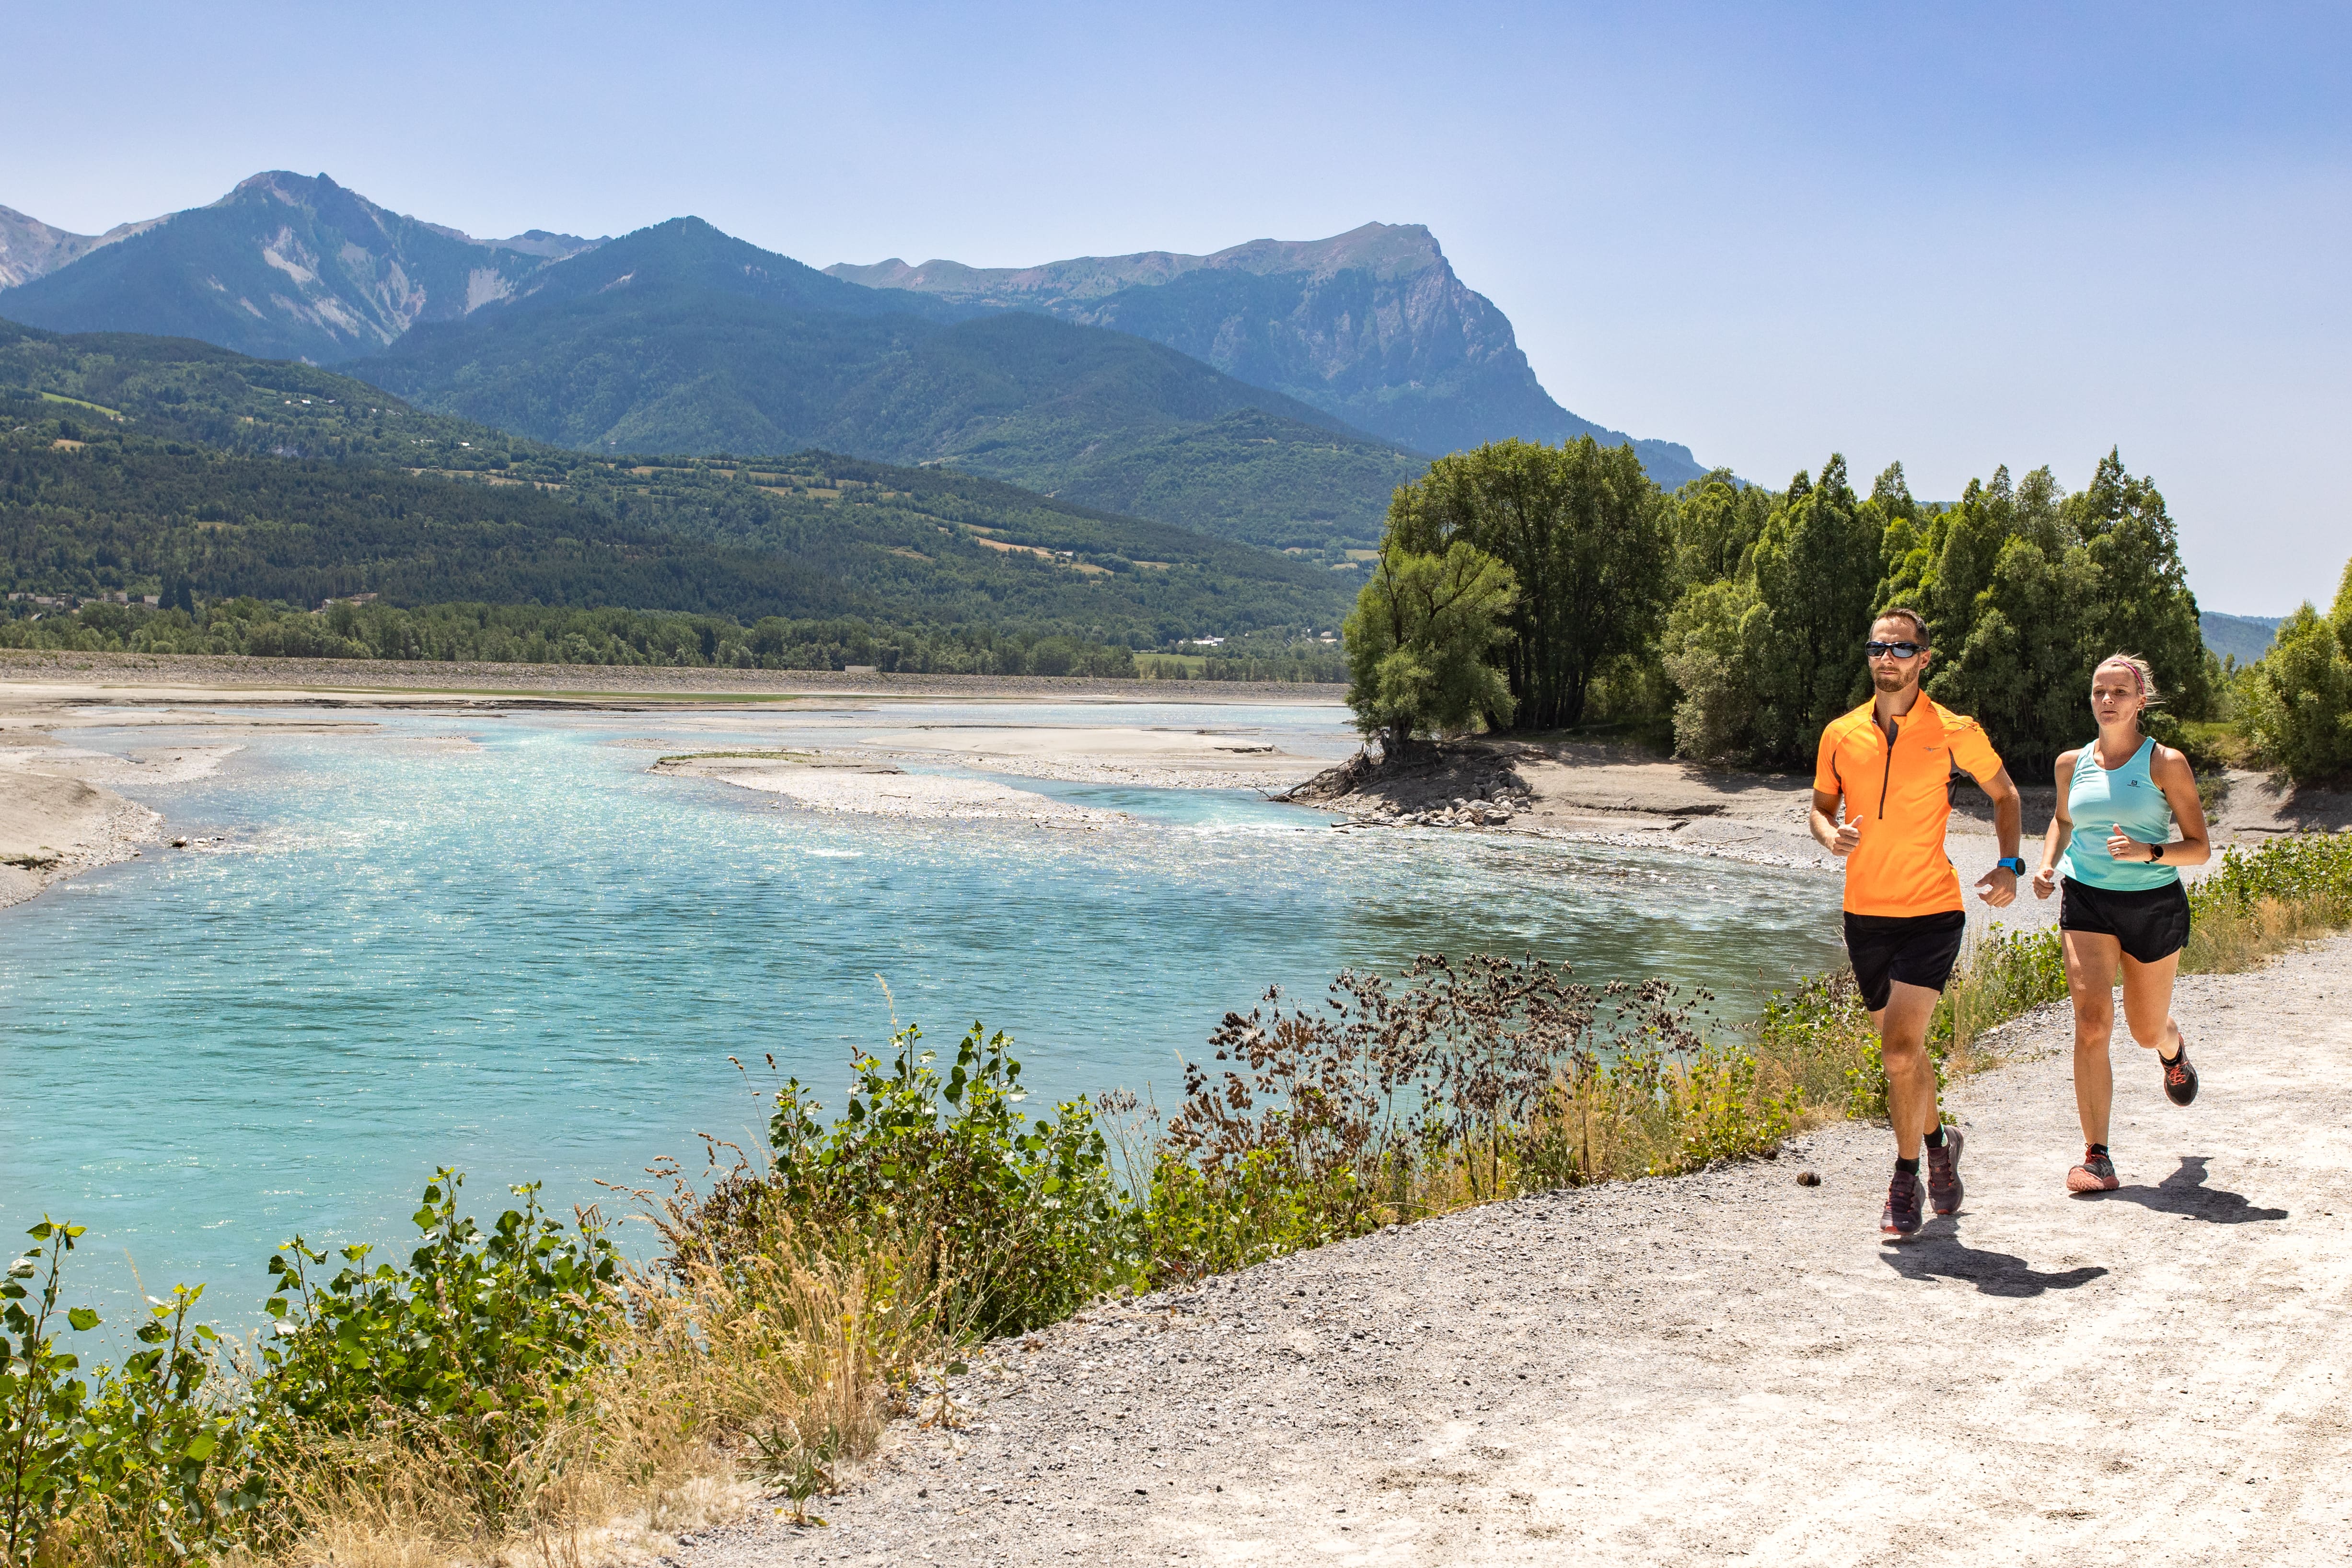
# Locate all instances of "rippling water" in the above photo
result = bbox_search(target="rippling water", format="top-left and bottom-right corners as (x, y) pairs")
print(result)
(0, 700), (1844, 1320)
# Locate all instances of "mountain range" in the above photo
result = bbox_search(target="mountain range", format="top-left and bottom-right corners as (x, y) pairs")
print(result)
(830, 225), (1703, 486)
(0, 173), (603, 361)
(0, 172), (1709, 548)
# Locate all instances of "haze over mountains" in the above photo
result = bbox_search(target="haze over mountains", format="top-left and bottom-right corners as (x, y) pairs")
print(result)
(0, 171), (1711, 551)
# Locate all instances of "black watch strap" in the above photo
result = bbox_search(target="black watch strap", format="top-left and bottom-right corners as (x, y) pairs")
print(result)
(2149, 842), (2164, 862)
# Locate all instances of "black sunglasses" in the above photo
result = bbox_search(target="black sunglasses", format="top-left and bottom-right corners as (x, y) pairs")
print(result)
(1864, 640), (1923, 659)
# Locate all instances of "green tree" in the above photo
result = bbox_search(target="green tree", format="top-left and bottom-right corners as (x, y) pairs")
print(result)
(1738, 455), (1883, 762)
(1916, 450), (2209, 771)
(1386, 437), (1672, 729)
(2242, 557), (2352, 783)
(1343, 540), (1519, 746)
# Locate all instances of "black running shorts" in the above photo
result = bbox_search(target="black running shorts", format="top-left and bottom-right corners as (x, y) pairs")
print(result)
(2059, 877), (2191, 964)
(1842, 909), (1967, 1012)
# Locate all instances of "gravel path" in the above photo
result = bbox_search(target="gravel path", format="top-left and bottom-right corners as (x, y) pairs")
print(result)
(676, 936), (2352, 1567)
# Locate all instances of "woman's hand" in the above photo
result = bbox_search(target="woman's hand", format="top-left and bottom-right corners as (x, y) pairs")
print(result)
(2106, 826), (2150, 862)
(2032, 863), (2058, 899)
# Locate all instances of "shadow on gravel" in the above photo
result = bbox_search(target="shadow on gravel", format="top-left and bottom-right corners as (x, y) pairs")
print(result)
(1878, 1232), (2109, 1297)
(2088, 1156), (2288, 1224)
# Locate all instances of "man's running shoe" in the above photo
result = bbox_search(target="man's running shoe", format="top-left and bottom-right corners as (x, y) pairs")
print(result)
(2066, 1144), (2119, 1194)
(1925, 1127), (1965, 1216)
(2160, 1039), (2199, 1107)
(1881, 1165), (1924, 1236)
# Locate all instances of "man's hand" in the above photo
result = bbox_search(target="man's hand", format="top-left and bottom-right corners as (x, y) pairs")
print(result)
(1831, 819), (1862, 858)
(2032, 863), (2058, 899)
(1975, 866), (2018, 907)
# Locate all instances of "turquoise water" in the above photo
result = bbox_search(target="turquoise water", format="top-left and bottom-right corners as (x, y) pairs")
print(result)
(0, 701), (1844, 1321)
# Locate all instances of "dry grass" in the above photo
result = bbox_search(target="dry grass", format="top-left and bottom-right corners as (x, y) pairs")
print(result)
(2182, 894), (2342, 974)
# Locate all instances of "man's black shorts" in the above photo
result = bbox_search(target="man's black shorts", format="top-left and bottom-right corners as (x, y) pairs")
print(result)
(2060, 877), (2191, 964)
(1842, 909), (1967, 1012)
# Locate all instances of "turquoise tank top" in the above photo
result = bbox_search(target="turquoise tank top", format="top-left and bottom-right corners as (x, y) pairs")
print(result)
(2057, 736), (2180, 891)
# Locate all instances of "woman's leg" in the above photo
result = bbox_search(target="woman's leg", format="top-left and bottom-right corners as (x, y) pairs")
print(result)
(2117, 949), (2184, 1058)
(2063, 930), (2122, 1147)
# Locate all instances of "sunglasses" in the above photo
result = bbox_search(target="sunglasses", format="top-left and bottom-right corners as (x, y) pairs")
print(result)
(1864, 640), (1923, 659)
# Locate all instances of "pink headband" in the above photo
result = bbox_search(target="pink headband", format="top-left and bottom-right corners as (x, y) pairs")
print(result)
(2097, 658), (2144, 694)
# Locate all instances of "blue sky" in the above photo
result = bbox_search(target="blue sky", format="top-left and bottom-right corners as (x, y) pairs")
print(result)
(6, 1), (2342, 611)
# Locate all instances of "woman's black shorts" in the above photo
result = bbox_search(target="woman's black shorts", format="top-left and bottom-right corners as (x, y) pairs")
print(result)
(2060, 877), (2191, 964)
(1842, 910), (1967, 1012)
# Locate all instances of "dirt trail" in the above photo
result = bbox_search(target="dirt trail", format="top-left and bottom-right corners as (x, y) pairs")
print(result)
(683, 937), (2352, 1567)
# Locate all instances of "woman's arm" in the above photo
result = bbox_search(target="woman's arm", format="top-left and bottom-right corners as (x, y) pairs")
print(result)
(2032, 750), (2076, 898)
(2138, 743), (2213, 868)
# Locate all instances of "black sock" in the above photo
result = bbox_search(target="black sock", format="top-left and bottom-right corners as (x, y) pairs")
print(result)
(1896, 1156), (1921, 1175)
(1923, 1127), (1947, 1150)
(2087, 1143), (2109, 1159)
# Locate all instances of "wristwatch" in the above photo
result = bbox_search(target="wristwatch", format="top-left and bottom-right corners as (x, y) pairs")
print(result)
(1995, 856), (2025, 874)
(2148, 842), (2164, 862)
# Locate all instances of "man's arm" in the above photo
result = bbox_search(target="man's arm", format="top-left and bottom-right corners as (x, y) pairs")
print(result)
(1971, 765), (2021, 908)
(1811, 789), (1860, 857)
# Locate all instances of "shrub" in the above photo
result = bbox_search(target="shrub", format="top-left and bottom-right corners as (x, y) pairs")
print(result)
(256, 1172), (622, 1525)
(767, 1023), (1132, 1337)
(2, 1225), (255, 1568)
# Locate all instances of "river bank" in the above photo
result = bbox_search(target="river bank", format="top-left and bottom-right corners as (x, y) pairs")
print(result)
(678, 933), (2352, 1568)
(0, 647), (1349, 704)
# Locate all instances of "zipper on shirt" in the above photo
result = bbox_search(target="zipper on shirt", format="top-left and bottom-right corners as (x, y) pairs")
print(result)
(1878, 713), (1899, 819)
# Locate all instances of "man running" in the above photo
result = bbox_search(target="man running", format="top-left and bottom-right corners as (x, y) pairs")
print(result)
(1810, 608), (2025, 1238)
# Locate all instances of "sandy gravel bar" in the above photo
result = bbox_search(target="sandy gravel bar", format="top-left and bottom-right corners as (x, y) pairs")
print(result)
(0, 649), (1345, 706)
(677, 936), (2352, 1568)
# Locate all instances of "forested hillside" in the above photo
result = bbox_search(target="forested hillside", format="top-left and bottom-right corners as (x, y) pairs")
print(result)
(0, 324), (1358, 661)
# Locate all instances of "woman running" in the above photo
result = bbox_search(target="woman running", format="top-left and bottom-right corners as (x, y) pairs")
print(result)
(2030, 653), (2210, 1193)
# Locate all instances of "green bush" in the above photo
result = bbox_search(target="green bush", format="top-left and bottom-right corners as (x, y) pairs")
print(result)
(2, 1224), (256, 1568)
(257, 1172), (621, 1522)
(768, 1023), (1133, 1337)
(2191, 833), (2352, 923)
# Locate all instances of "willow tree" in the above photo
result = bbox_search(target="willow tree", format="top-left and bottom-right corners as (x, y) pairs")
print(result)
(1343, 540), (1518, 746)
(1385, 437), (1673, 731)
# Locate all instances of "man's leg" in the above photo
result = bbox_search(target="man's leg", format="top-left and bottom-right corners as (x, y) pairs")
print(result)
(1876, 980), (1945, 1161)
(2062, 930), (2121, 1148)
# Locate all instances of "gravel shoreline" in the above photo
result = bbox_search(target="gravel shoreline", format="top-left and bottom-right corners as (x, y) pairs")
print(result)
(0, 649), (1347, 706)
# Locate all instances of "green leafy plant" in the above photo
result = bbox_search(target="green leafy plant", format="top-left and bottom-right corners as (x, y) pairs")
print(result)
(257, 1171), (622, 1522)
(769, 1022), (1132, 1336)
(2, 1220), (95, 1566)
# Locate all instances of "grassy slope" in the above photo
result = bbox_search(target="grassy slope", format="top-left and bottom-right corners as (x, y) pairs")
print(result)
(0, 323), (1354, 638)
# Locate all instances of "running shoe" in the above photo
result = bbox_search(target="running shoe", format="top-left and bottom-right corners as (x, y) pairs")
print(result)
(1925, 1127), (1965, 1216)
(1881, 1165), (1924, 1236)
(2066, 1144), (2119, 1194)
(2160, 1039), (2199, 1107)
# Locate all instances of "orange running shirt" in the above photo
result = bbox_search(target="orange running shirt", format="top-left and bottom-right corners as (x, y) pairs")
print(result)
(1814, 698), (2005, 917)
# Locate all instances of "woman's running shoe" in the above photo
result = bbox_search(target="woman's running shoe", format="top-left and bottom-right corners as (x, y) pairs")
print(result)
(1881, 1165), (1924, 1236)
(1925, 1127), (1965, 1216)
(2160, 1039), (2199, 1106)
(2066, 1144), (2119, 1193)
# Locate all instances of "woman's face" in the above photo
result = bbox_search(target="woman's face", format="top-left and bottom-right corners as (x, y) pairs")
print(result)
(2090, 664), (2143, 728)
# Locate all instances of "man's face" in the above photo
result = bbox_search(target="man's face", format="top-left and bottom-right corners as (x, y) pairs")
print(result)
(1867, 618), (1932, 693)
